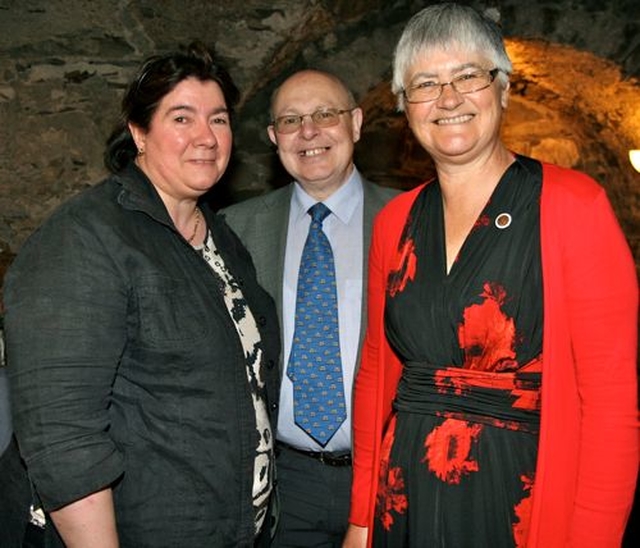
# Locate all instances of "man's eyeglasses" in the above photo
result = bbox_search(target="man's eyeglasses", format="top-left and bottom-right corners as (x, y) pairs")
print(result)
(402, 68), (500, 104)
(271, 108), (354, 134)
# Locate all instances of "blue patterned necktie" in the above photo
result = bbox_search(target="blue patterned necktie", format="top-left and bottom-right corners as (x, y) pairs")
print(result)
(287, 203), (346, 446)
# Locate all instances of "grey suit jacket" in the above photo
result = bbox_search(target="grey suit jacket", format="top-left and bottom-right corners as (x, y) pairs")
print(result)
(221, 178), (400, 375)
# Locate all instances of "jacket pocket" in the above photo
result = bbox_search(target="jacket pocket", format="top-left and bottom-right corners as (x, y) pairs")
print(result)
(134, 274), (209, 346)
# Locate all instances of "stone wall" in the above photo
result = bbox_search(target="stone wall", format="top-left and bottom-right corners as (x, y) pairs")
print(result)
(0, 0), (639, 270)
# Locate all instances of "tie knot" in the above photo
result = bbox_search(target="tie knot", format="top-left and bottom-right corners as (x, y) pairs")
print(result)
(308, 202), (331, 224)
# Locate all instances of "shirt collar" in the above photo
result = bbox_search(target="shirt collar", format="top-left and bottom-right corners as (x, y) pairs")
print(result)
(291, 168), (363, 225)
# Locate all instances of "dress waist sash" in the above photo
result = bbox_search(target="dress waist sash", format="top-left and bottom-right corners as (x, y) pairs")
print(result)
(394, 358), (542, 433)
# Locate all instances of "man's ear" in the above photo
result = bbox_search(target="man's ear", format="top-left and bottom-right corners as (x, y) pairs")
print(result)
(350, 108), (363, 143)
(267, 125), (278, 147)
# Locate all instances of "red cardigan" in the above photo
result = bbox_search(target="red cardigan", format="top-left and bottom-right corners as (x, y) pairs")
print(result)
(349, 162), (639, 547)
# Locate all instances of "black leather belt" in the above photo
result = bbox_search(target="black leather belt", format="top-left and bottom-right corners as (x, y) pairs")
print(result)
(276, 441), (352, 467)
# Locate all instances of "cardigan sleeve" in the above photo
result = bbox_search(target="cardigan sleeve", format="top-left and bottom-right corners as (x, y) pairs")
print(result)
(349, 207), (389, 526)
(561, 185), (638, 546)
(349, 192), (413, 528)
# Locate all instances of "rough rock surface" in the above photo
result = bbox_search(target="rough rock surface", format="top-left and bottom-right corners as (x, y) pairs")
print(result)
(0, 0), (638, 271)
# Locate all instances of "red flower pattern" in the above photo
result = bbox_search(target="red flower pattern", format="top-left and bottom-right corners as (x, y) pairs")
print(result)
(458, 282), (517, 372)
(423, 417), (482, 484)
(376, 416), (408, 530)
(388, 237), (416, 297)
(513, 474), (534, 547)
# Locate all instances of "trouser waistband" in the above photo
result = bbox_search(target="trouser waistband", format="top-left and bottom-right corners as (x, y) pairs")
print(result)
(276, 441), (352, 467)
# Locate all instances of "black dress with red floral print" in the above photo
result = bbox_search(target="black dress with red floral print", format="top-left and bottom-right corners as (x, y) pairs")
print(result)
(374, 155), (543, 547)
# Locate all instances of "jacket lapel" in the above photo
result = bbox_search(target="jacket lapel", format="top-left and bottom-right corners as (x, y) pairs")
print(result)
(251, 186), (293, 341)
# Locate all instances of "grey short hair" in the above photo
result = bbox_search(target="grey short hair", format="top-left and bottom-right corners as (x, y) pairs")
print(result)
(392, 3), (512, 111)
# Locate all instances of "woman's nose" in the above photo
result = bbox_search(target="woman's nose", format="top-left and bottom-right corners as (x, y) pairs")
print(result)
(196, 120), (219, 146)
(436, 82), (464, 107)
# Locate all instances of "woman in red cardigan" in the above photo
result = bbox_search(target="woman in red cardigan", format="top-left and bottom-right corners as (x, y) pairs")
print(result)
(343, 3), (638, 548)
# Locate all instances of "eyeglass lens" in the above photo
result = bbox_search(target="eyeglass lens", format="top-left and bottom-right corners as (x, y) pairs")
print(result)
(274, 109), (350, 133)
(404, 69), (497, 103)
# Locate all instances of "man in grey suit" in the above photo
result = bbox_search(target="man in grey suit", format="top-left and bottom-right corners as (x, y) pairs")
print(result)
(222, 69), (399, 547)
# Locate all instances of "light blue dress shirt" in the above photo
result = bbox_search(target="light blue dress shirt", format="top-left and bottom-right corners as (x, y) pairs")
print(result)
(278, 169), (364, 452)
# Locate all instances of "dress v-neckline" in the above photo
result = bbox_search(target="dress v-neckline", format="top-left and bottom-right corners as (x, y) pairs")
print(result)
(437, 171), (511, 279)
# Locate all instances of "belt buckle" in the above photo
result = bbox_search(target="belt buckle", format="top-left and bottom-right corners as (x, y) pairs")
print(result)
(318, 451), (349, 466)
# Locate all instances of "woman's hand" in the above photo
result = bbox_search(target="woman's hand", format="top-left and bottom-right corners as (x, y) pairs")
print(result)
(342, 524), (368, 548)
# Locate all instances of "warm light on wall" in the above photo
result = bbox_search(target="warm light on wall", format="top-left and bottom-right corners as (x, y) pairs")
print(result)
(630, 150), (640, 173)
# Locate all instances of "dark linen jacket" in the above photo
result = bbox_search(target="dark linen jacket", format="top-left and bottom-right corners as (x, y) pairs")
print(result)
(4, 163), (280, 547)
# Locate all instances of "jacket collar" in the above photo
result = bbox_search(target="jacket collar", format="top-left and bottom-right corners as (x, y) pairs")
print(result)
(113, 162), (176, 229)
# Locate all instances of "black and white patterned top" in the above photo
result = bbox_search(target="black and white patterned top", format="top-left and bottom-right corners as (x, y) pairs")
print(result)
(197, 229), (274, 535)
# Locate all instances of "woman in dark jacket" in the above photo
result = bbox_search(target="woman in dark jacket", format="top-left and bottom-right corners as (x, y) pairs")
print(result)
(4, 41), (280, 548)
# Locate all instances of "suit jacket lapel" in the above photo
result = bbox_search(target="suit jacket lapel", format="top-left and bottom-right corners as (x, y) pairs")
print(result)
(359, 180), (381, 354)
(253, 185), (293, 332)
